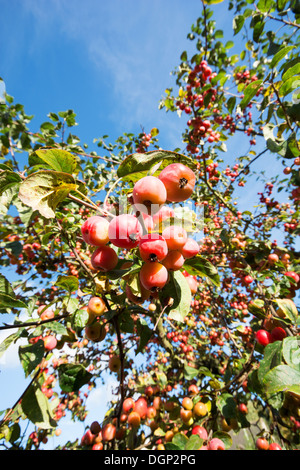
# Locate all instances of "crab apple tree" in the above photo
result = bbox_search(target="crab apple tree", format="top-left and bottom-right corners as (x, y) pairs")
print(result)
(0, 0), (299, 453)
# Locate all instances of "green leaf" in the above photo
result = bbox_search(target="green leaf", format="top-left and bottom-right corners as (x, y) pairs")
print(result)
(239, 80), (263, 110)
(282, 336), (300, 370)
(183, 255), (220, 287)
(159, 271), (192, 323)
(0, 331), (22, 359)
(216, 393), (237, 421)
(212, 431), (232, 450)
(136, 317), (153, 354)
(21, 383), (57, 429)
(185, 434), (203, 450)
(117, 150), (197, 182)
(279, 75), (300, 98)
(55, 275), (79, 293)
(0, 170), (21, 195)
(0, 274), (28, 310)
(57, 363), (93, 392)
(19, 340), (44, 378)
(33, 148), (79, 174)
(257, 341), (283, 384)
(263, 365), (300, 396)
(172, 432), (188, 449)
(270, 46), (295, 69)
(72, 308), (89, 329)
(18, 170), (78, 219)
(233, 15), (245, 35)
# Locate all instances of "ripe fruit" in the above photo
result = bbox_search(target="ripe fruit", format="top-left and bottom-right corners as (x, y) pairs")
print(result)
(81, 216), (110, 246)
(152, 205), (175, 227)
(284, 271), (299, 286)
(138, 233), (168, 262)
(91, 245), (119, 271)
(185, 274), (198, 294)
(162, 250), (185, 271)
(85, 322), (106, 342)
(108, 355), (121, 373)
(38, 305), (55, 321)
(256, 437), (269, 450)
(122, 397), (135, 414)
(102, 423), (116, 442)
(268, 253), (279, 264)
(162, 225), (187, 251)
(271, 326), (287, 342)
(244, 275), (254, 285)
(255, 329), (273, 347)
(159, 163), (196, 202)
(269, 442), (282, 450)
(134, 397), (148, 419)
(127, 411), (141, 428)
(207, 438), (225, 450)
(180, 408), (193, 424)
(238, 403), (248, 415)
(90, 421), (101, 435)
(182, 396), (194, 410)
(108, 214), (143, 249)
(194, 401), (208, 417)
(180, 238), (200, 259)
(132, 175), (167, 214)
(191, 425), (208, 440)
(139, 262), (169, 292)
(43, 335), (57, 351)
(88, 296), (107, 316)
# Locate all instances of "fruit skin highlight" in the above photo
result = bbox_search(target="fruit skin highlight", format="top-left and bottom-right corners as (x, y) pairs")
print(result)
(138, 233), (168, 263)
(158, 163), (196, 202)
(91, 245), (119, 271)
(132, 175), (167, 214)
(81, 216), (110, 246)
(108, 214), (143, 249)
(139, 262), (169, 292)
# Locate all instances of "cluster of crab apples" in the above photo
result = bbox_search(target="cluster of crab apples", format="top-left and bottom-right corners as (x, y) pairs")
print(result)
(81, 162), (199, 298)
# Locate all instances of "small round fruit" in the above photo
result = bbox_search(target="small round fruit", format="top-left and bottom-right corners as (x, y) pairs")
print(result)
(269, 442), (282, 450)
(180, 408), (193, 423)
(162, 225), (187, 251)
(85, 323), (106, 343)
(271, 326), (287, 342)
(180, 238), (200, 259)
(81, 216), (110, 246)
(192, 425), (208, 440)
(182, 396), (194, 410)
(138, 233), (168, 263)
(159, 163), (196, 202)
(108, 355), (121, 373)
(88, 296), (107, 316)
(255, 329), (273, 347)
(256, 437), (269, 450)
(162, 250), (185, 271)
(134, 397), (148, 419)
(90, 421), (101, 435)
(91, 245), (119, 271)
(122, 397), (135, 414)
(132, 175), (167, 214)
(43, 335), (57, 351)
(108, 214), (143, 249)
(152, 205), (175, 227)
(194, 401), (208, 417)
(127, 411), (141, 428)
(207, 438), (225, 450)
(185, 275), (198, 295)
(139, 262), (169, 292)
(102, 423), (116, 442)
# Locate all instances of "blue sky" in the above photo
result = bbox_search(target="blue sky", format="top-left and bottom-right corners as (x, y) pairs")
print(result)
(0, 0), (298, 449)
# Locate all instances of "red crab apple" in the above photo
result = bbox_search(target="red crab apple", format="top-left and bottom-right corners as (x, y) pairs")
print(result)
(122, 397), (135, 414)
(132, 175), (167, 214)
(255, 329), (273, 347)
(134, 397), (148, 419)
(185, 274), (198, 295)
(192, 425), (208, 440)
(102, 423), (116, 442)
(269, 442), (282, 450)
(284, 271), (300, 287)
(43, 335), (57, 351)
(256, 437), (269, 450)
(138, 233), (168, 262)
(152, 205), (175, 227)
(127, 411), (141, 428)
(159, 163), (196, 202)
(37, 305), (54, 321)
(271, 326), (287, 342)
(162, 250), (185, 271)
(91, 245), (119, 271)
(162, 225), (188, 251)
(108, 214), (143, 249)
(180, 238), (200, 259)
(139, 262), (168, 292)
(81, 216), (110, 246)
(207, 438), (225, 450)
